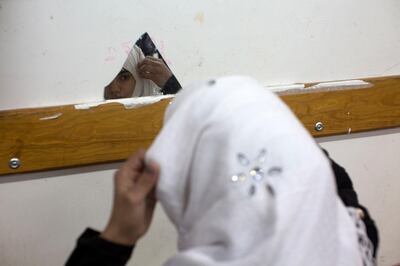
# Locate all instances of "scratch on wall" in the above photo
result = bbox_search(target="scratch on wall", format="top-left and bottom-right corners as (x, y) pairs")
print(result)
(381, 62), (400, 75)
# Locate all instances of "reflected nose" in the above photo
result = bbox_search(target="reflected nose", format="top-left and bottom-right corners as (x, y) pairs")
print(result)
(105, 81), (121, 99)
(109, 82), (121, 93)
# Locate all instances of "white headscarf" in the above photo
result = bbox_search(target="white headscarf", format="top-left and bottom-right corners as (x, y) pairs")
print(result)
(123, 45), (160, 97)
(146, 76), (362, 266)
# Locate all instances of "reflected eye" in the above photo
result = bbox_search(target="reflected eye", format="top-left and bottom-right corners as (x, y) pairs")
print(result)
(118, 73), (131, 81)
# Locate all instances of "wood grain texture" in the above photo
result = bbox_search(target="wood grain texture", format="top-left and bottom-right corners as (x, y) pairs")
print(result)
(0, 100), (170, 175)
(1, 76), (399, 175)
(281, 76), (400, 137)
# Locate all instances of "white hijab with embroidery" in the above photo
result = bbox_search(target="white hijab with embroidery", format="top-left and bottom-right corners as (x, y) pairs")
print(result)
(123, 45), (160, 97)
(146, 76), (362, 266)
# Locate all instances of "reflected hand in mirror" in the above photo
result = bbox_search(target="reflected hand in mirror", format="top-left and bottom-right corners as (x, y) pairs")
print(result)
(137, 57), (172, 88)
(104, 32), (181, 100)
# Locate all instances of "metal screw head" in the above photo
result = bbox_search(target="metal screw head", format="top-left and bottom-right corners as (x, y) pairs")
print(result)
(315, 122), (324, 132)
(9, 158), (21, 169)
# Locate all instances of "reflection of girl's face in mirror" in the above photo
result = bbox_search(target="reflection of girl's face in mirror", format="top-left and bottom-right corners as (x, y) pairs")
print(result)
(104, 69), (136, 99)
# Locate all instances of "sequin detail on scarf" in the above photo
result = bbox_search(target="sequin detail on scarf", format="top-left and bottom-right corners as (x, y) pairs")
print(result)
(231, 149), (282, 196)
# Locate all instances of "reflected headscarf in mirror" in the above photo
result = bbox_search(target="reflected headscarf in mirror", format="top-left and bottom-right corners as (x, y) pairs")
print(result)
(123, 45), (160, 97)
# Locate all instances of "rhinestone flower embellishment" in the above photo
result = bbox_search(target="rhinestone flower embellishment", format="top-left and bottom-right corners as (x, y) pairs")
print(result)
(231, 148), (282, 196)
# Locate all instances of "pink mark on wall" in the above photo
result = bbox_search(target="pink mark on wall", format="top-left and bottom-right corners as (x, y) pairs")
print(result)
(103, 40), (134, 63)
(121, 41), (133, 55)
(104, 46), (117, 62)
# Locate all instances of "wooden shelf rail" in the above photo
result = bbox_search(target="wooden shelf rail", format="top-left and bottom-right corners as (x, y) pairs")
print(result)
(1, 76), (400, 175)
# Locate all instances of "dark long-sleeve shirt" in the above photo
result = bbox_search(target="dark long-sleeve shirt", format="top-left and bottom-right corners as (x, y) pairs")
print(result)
(162, 75), (182, 95)
(65, 228), (134, 266)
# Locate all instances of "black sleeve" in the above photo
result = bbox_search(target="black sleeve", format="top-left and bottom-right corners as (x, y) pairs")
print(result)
(162, 75), (182, 95)
(322, 149), (379, 258)
(65, 228), (134, 266)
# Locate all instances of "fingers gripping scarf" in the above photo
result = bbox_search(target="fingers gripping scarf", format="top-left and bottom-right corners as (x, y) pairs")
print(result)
(147, 76), (362, 266)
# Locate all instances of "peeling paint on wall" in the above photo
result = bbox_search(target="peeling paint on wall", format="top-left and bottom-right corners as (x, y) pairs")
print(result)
(39, 113), (63, 121)
(74, 95), (174, 110)
(271, 80), (373, 95)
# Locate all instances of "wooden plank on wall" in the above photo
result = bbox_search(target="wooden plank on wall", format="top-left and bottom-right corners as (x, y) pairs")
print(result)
(1, 76), (400, 175)
(281, 76), (400, 136)
(0, 101), (169, 175)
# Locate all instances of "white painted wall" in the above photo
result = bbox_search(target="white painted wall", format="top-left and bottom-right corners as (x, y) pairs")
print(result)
(1, 0), (400, 110)
(0, 0), (399, 265)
